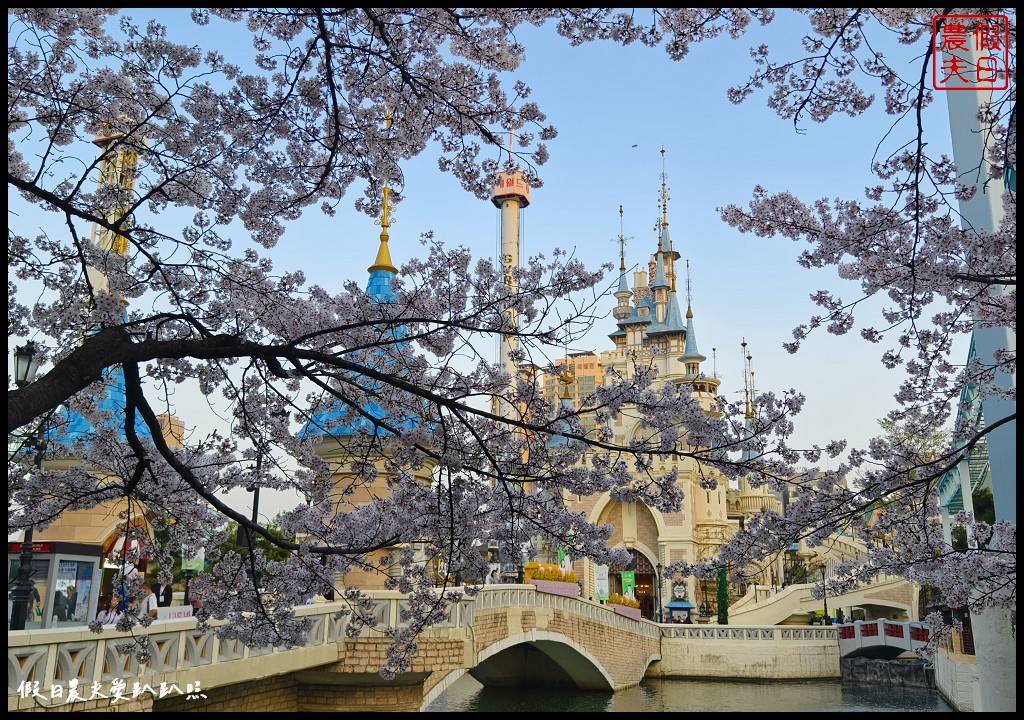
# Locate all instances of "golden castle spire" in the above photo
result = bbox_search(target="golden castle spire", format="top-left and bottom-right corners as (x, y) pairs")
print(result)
(558, 320), (574, 400)
(558, 369), (573, 400)
(656, 147), (679, 292)
(86, 121), (138, 313)
(90, 125), (138, 257)
(369, 108), (398, 274)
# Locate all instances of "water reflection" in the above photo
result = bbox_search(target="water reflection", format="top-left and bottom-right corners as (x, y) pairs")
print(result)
(425, 675), (954, 712)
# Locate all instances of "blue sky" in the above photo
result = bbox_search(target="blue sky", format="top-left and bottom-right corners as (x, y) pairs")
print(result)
(272, 15), (966, 468)
(11, 11), (972, 520)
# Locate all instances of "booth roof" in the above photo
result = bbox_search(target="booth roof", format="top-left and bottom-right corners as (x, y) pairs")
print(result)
(666, 600), (695, 609)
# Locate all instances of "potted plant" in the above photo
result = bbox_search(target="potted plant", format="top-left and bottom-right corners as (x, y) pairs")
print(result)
(607, 592), (642, 620)
(527, 564), (579, 598)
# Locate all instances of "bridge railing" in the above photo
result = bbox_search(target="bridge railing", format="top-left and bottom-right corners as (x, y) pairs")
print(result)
(659, 624), (838, 641)
(475, 584), (661, 639)
(7, 599), (357, 697)
(9, 584), (663, 697)
(835, 619), (931, 657)
(8, 589), (476, 697)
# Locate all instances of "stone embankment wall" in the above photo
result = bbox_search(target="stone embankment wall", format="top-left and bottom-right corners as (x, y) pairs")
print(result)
(840, 657), (934, 689)
(933, 645), (978, 712)
(157, 675), (297, 713)
(651, 628), (840, 679)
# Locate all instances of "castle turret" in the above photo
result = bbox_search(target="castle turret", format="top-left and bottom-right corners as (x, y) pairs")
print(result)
(546, 366), (578, 449)
(300, 111), (434, 589)
(612, 205), (634, 322)
(734, 339), (781, 516)
(679, 261), (706, 378)
(656, 146), (681, 290)
(651, 253), (670, 323)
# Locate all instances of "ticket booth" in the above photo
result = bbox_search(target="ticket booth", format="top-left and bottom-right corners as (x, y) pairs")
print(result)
(665, 581), (696, 623)
(7, 541), (103, 630)
(665, 600), (696, 623)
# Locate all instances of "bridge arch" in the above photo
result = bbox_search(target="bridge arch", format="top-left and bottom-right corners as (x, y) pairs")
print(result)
(423, 626), (661, 708)
(470, 629), (617, 691)
(842, 645), (921, 660)
(837, 619), (932, 660)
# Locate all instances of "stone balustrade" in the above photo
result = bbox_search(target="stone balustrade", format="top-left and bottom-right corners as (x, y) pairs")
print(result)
(10, 587), (925, 713)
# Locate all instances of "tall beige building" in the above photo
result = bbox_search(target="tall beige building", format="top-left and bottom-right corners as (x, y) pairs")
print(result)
(541, 351), (601, 437)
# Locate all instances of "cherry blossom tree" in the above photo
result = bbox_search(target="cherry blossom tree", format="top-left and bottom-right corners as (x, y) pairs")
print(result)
(8, 8), (1015, 676)
(712, 8), (1016, 640)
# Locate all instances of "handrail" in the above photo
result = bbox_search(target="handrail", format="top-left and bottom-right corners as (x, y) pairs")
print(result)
(8, 585), (663, 695)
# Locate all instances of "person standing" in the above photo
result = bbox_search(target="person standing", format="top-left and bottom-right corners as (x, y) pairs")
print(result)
(30, 585), (42, 621)
(136, 583), (159, 619)
(116, 560), (141, 612)
(152, 579), (173, 607)
(96, 596), (123, 626)
(52, 590), (69, 621)
(486, 569), (499, 585)
(65, 585), (78, 620)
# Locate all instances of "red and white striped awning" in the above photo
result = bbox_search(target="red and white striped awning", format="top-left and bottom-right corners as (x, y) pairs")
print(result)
(101, 521), (149, 566)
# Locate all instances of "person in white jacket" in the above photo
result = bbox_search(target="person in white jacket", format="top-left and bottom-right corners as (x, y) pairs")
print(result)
(95, 595), (123, 626)
(135, 583), (159, 619)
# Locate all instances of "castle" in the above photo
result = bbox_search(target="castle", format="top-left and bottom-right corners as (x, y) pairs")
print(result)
(534, 154), (783, 619)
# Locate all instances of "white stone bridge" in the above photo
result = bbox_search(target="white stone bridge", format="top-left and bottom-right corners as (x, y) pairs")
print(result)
(9, 585), (848, 713)
(836, 618), (932, 659)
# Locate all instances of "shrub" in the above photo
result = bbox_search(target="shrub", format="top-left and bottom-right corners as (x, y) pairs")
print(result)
(527, 566), (577, 584)
(607, 592), (640, 609)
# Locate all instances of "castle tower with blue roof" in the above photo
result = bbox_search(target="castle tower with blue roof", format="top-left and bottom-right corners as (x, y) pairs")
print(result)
(549, 149), (784, 617)
(19, 132), (185, 614)
(299, 114), (435, 590)
(55, 132), (156, 451)
(603, 149), (719, 402)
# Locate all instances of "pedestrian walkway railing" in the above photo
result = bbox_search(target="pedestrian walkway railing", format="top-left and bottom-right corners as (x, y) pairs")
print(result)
(835, 619), (930, 657)
(9, 584), (663, 697)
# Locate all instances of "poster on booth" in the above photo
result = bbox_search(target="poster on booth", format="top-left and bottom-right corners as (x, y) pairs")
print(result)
(72, 564), (93, 622)
(621, 570), (636, 599)
(181, 546), (205, 573)
(594, 564), (609, 602)
(54, 560), (85, 622)
(56, 560), (76, 591)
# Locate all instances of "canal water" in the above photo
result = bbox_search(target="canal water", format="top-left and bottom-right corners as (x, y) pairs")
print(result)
(424, 675), (954, 712)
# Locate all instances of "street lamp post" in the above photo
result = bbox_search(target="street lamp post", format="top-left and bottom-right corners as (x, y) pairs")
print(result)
(655, 563), (663, 623)
(820, 563), (831, 625)
(699, 576), (712, 618)
(9, 510), (38, 631)
(244, 483), (261, 551)
(183, 569), (195, 606)
(10, 341), (42, 631)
